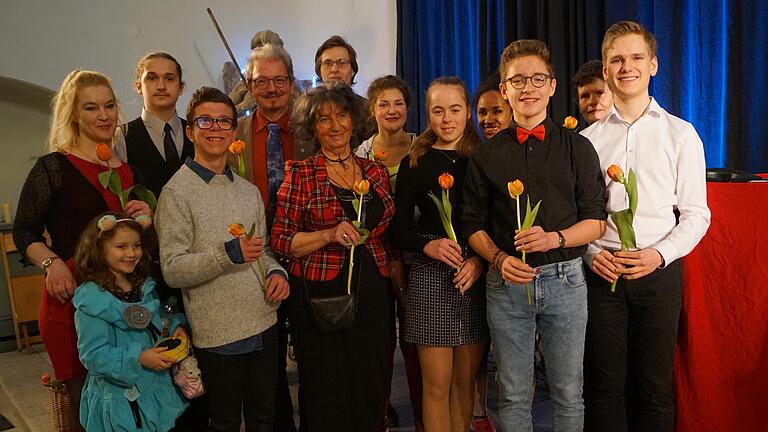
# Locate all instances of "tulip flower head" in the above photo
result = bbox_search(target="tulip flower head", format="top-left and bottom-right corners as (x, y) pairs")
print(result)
(507, 179), (524, 198)
(607, 165), (625, 184)
(227, 223), (246, 238)
(96, 143), (112, 161)
(354, 179), (370, 196)
(374, 150), (389, 162)
(229, 139), (246, 155)
(439, 172), (454, 190)
(563, 116), (579, 130)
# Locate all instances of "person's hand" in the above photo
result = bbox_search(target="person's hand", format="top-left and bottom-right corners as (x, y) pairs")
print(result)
(515, 226), (557, 254)
(332, 221), (360, 248)
(453, 256), (484, 293)
(388, 260), (407, 303)
(423, 238), (463, 268)
(264, 274), (290, 302)
(591, 249), (622, 283)
(123, 199), (153, 219)
(499, 255), (536, 284)
(139, 347), (175, 371)
(239, 236), (264, 262)
(613, 248), (663, 280)
(45, 260), (76, 303)
(172, 326), (188, 341)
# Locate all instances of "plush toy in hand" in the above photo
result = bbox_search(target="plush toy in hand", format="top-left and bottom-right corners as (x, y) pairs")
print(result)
(173, 355), (205, 399)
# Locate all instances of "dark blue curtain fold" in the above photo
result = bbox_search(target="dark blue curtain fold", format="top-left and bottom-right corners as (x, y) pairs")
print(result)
(397, 0), (768, 172)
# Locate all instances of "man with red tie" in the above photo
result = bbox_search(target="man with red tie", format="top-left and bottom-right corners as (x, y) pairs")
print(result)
(462, 39), (607, 431)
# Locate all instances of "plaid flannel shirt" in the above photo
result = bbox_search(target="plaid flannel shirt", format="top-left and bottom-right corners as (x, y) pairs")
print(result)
(270, 154), (394, 281)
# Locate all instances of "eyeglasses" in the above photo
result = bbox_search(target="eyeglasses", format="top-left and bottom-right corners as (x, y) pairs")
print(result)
(320, 59), (351, 69)
(249, 76), (290, 90)
(503, 73), (552, 89)
(192, 116), (235, 130)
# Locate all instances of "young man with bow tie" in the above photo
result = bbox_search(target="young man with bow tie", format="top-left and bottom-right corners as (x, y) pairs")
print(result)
(462, 39), (607, 431)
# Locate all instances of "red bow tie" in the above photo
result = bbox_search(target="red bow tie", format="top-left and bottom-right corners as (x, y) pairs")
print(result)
(516, 124), (546, 143)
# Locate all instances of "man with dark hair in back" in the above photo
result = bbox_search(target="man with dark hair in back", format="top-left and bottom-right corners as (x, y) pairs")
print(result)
(572, 60), (613, 125)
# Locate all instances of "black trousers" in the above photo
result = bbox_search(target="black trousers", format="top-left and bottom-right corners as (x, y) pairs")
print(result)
(196, 325), (279, 432)
(274, 303), (297, 432)
(584, 260), (682, 432)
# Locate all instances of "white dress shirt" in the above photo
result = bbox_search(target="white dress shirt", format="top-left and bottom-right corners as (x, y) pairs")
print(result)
(114, 109), (183, 162)
(581, 97), (710, 267)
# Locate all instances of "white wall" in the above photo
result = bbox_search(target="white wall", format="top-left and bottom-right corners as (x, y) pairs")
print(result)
(0, 0), (398, 119)
(0, 0), (397, 219)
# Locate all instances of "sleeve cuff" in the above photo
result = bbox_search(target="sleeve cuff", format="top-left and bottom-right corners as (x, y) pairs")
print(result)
(267, 268), (288, 280)
(225, 238), (245, 264)
(653, 241), (678, 268)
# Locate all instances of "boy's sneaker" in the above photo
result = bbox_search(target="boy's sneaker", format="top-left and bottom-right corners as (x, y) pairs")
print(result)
(471, 416), (496, 432)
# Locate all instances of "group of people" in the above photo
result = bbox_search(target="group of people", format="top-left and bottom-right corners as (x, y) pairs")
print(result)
(12, 20), (710, 432)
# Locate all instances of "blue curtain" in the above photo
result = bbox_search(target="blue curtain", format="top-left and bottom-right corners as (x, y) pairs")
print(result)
(397, 0), (768, 172)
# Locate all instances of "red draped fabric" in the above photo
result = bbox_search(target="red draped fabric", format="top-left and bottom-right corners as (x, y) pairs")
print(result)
(675, 182), (768, 431)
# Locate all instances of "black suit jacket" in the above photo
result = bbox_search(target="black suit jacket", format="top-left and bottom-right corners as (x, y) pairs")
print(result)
(123, 117), (194, 197)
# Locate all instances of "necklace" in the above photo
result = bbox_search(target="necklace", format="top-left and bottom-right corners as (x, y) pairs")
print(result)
(436, 148), (457, 164)
(322, 151), (353, 170)
(327, 159), (357, 190)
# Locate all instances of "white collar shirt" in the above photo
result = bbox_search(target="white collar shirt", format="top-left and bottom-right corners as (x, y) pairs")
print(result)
(141, 108), (183, 160)
(581, 97), (710, 267)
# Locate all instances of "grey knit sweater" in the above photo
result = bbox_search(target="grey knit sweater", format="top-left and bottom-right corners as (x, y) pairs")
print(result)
(155, 164), (286, 348)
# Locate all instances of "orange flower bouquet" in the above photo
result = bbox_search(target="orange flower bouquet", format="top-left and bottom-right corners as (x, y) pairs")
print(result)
(347, 180), (371, 295)
(229, 139), (247, 178)
(606, 164), (638, 292)
(508, 179), (542, 304)
(95, 143), (157, 217)
(228, 222), (266, 288)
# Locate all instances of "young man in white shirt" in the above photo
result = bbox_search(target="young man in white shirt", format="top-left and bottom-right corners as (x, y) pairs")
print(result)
(581, 21), (711, 432)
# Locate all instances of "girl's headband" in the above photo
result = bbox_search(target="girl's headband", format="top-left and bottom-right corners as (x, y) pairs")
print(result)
(97, 214), (152, 234)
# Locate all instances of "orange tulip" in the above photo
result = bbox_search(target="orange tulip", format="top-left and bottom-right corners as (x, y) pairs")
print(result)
(438, 172), (454, 190)
(354, 179), (370, 196)
(229, 139), (246, 155)
(96, 143), (112, 161)
(607, 164), (625, 184)
(40, 373), (51, 386)
(374, 150), (389, 162)
(507, 179), (524, 198)
(563, 116), (579, 130)
(227, 223), (246, 238)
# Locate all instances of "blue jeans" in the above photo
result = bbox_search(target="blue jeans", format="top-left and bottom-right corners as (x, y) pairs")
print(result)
(486, 257), (587, 432)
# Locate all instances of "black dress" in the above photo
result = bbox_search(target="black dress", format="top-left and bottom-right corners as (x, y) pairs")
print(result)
(393, 149), (488, 346)
(288, 185), (394, 432)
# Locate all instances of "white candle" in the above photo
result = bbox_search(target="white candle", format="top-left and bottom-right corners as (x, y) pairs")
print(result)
(2, 203), (11, 223)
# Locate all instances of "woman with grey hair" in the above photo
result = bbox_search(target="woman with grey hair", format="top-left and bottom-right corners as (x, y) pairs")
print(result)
(271, 81), (396, 431)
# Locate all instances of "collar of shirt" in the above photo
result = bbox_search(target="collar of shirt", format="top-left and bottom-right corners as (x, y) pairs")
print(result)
(141, 108), (182, 135)
(604, 97), (664, 125)
(185, 158), (234, 183)
(253, 109), (290, 133)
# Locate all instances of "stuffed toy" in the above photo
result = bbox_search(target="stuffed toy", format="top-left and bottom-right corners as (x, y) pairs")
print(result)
(173, 355), (205, 398)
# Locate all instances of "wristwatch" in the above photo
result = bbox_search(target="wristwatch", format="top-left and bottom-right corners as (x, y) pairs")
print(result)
(41, 256), (59, 273)
(556, 231), (566, 249)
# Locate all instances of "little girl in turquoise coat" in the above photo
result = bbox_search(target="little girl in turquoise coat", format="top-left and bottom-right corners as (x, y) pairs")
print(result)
(72, 213), (188, 431)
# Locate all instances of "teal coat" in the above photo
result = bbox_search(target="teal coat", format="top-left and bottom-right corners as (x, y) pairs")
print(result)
(73, 278), (188, 431)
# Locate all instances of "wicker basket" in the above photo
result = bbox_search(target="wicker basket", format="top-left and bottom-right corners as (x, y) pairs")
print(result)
(47, 384), (72, 432)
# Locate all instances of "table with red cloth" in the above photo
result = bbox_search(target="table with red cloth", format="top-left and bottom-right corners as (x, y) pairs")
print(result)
(675, 182), (768, 431)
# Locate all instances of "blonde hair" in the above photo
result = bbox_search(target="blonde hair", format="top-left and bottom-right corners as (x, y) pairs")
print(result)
(601, 21), (657, 62)
(409, 76), (480, 168)
(48, 70), (120, 153)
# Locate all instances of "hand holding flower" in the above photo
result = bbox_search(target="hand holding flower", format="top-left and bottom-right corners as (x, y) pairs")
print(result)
(453, 256), (484, 293)
(591, 249), (622, 283)
(515, 225), (559, 253)
(423, 238), (463, 268)
(238, 235), (264, 262)
(498, 254), (536, 285)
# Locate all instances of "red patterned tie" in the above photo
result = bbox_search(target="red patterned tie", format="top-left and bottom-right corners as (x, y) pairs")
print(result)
(516, 124), (546, 144)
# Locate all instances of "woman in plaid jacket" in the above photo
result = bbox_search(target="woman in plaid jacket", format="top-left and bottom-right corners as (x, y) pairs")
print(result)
(271, 82), (395, 432)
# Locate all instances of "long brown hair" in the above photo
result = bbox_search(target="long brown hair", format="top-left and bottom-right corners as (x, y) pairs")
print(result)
(74, 212), (151, 297)
(409, 76), (480, 168)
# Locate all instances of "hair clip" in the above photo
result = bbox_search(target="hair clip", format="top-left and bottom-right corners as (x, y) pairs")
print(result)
(97, 214), (152, 233)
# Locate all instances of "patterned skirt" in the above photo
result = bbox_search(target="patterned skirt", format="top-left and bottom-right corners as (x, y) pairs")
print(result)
(404, 237), (488, 346)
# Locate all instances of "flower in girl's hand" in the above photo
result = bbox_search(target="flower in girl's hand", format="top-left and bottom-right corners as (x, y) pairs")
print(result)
(374, 150), (389, 162)
(438, 172), (454, 190)
(96, 143), (112, 161)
